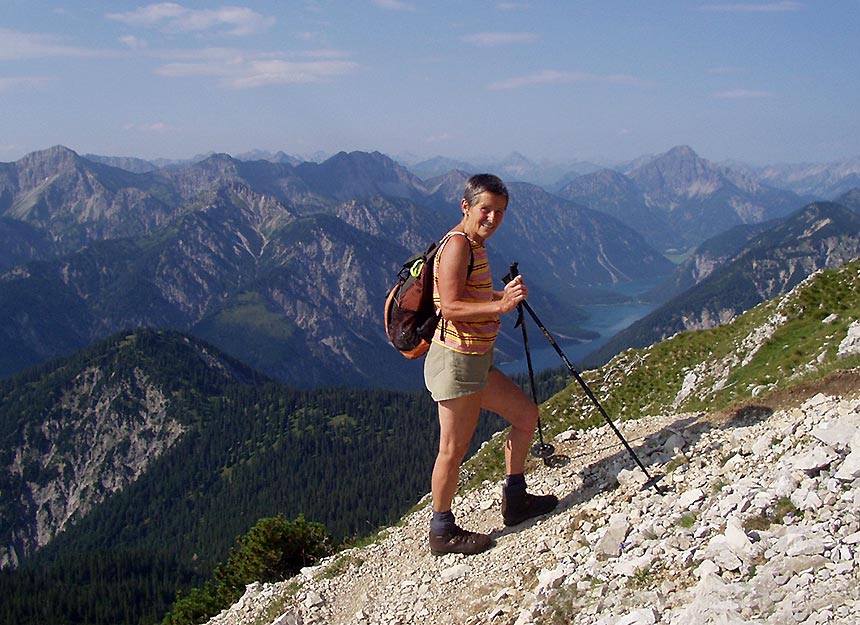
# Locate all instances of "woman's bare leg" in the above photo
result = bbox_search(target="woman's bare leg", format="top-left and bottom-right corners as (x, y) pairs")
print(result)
(479, 368), (539, 475)
(431, 393), (482, 513)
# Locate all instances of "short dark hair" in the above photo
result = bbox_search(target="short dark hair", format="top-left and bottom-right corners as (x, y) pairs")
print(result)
(463, 174), (508, 207)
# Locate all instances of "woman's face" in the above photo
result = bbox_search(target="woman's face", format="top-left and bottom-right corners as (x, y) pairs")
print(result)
(461, 191), (508, 243)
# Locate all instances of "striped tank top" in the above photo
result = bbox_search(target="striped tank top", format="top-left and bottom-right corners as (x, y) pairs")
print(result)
(431, 231), (500, 355)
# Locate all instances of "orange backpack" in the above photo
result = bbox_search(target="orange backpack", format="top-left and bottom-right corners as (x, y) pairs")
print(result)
(383, 233), (473, 359)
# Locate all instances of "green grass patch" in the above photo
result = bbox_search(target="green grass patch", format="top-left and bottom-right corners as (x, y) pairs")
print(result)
(677, 512), (697, 529)
(743, 496), (802, 532)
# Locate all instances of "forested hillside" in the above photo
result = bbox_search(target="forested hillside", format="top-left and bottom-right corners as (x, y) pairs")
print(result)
(0, 328), (568, 625)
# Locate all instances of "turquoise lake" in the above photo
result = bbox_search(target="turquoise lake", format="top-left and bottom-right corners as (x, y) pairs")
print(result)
(500, 278), (661, 375)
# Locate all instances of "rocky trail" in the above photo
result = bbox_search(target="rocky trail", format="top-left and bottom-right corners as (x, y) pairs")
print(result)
(209, 377), (860, 625)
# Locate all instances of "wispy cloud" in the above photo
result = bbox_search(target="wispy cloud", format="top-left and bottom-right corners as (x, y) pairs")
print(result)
(0, 28), (104, 60)
(372, 0), (415, 11)
(714, 89), (772, 98)
(700, 2), (802, 12)
(106, 3), (275, 36)
(425, 132), (452, 144)
(119, 35), (148, 50)
(298, 48), (351, 60)
(153, 48), (361, 89)
(489, 70), (649, 90)
(124, 120), (175, 133)
(462, 32), (538, 46)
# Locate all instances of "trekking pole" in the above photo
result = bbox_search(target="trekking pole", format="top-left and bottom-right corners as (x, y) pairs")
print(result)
(506, 263), (555, 462)
(504, 263), (665, 495)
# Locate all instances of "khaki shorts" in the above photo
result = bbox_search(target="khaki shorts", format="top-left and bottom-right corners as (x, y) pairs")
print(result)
(424, 342), (495, 402)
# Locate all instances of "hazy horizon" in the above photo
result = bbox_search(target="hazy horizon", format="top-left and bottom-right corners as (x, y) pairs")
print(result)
(2, 2), (858, 166)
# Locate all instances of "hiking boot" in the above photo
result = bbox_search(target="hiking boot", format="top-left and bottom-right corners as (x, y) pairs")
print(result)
(429, 525), (493, 556)
(502, 491), (559, 526)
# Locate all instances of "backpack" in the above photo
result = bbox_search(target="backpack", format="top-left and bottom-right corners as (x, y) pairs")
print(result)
(384, 232), (473, 359)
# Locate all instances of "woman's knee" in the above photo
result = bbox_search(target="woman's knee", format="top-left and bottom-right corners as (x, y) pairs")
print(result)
(518, 403), (539, 431)
(436, 450), (466, 474)
(437, 436), (470, 464)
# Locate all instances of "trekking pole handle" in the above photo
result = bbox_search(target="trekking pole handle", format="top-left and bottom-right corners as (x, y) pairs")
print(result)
(508, 262), (519, 281)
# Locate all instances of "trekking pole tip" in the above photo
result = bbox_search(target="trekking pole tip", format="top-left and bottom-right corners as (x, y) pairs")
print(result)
(530, 442), (555, 459)
(642, 473), (667, 495)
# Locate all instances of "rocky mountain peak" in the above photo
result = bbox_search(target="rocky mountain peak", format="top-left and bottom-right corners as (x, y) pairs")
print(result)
(628, 145), (726, 204)
(295, 150), (426, 201)
(193, 153), (243, 177)
(12, 145), (87, 191)
(563, 167), (641, 197)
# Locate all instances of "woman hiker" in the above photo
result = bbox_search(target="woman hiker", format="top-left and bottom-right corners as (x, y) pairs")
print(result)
(425, 173), (558, 556)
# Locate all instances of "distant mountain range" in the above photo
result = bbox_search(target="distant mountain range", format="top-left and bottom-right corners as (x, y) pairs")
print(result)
(728, 157), (860, 199)
(2, 144), (858, 390)
(559, 146), (808, 253)
(0, 145), (671, 389)
(86, 145), (860, 203)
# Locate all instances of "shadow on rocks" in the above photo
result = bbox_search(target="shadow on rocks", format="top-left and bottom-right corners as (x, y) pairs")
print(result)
(550, 413), (718, 515)
(491, 405), (777, 536)
(723, 404), (774, 428)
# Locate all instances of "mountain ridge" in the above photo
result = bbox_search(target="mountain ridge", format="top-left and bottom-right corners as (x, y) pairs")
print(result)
(561, 145), (805, 253)
(0, 146), (671, 388)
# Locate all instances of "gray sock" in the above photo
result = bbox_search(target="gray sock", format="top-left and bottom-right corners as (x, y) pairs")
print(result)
(430, 510), (456, 535)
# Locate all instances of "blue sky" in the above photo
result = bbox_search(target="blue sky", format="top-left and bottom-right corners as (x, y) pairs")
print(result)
(1, 1), (858, 166)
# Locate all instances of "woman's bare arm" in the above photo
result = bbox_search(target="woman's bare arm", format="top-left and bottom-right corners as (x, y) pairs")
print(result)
(436, 235), (526, 321)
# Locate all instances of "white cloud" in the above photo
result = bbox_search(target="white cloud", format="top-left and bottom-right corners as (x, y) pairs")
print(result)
(124, 121), (174, 133)
(229, 59), (361, 88)
(373, 0), (416, 10)
(462, 32), (538, 46)
(153, 48), (360, 89)
(0, 28), (104, 60)
(700, 2), (802, 12)
(425, 132), (452, 144)
(298, 48), (351, 59)
(489, 70), (649, 90)
(106, 3), (275, 36)
(119, 35), (148, 49)
(714, 89), (772, 98)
